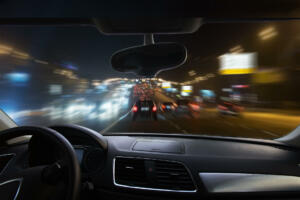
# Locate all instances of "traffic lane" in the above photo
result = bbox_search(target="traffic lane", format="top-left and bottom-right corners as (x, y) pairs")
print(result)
(242, 111), (300, 133)
(152, 89), (294, 139)
(160, 108), (297, 139)
(199, 108), (299, 137)
(167, 115), (277, 139)
(103, 108), (279, 139)
(153, 91), (175, 105)
(99, 106), (299, 138)
(102, 112), (185, 134)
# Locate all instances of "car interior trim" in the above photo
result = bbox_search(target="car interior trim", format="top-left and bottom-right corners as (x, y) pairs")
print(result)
(199, 172), (300, 193)
(0, 178), (22, 200)
(0, 153), (15, 175)
(112, 156), (197, 193)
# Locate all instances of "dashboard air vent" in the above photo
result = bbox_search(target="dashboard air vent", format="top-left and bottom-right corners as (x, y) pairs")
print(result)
(155, 160), (195, 191)
(114, 157), (148, 187)
(114, 157), (196, 192)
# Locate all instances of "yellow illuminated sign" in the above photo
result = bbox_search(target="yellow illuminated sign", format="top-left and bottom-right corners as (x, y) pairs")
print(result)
(162, 82), (171, 88)
(219, 53), (257, 75)
(253, 71), (286, 84)
(220, 68), (256, 75)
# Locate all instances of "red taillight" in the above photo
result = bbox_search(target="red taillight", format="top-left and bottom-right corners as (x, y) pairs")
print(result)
(218, 105), (227, 110)
(132, 105), (138, 112)
(234, 105), (244, 112)
(152, 105), (157, 112)
(189, 103), (200, 110)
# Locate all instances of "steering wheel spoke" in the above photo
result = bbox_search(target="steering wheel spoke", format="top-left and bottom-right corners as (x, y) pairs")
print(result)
(0, 165), (46, 200)
(0, 126), (81, 200)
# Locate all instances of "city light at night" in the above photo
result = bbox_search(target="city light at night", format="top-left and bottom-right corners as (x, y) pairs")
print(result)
(0, 20), (300, 140)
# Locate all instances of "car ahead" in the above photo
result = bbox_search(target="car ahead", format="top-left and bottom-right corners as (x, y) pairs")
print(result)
(217, 101), (244, 116)
(175, 99), (191, 113)
(188, 101), (202, 112)
(160, 102), (176, 112)
(132, 100), (157, 121)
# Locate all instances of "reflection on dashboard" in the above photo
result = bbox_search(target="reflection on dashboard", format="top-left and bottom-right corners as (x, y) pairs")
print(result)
(74, 145), (106, 174)
(75, 148), (84, 164)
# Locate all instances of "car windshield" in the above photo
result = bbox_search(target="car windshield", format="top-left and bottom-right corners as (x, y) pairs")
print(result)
(1, 20), (300, 139)
(139, 101), (154, 106)
(177, 100), (190, 105)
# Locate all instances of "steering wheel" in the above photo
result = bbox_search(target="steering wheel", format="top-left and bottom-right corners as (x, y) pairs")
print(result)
(0, 126), (81, 200)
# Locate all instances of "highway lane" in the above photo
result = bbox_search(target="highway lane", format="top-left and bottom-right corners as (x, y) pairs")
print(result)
(104, 112), (182, 134)
(8, 86), (300, 140)
(101, 108), (284, 139)
(153, 91), (300, 139)
(102, 91), (300, 140)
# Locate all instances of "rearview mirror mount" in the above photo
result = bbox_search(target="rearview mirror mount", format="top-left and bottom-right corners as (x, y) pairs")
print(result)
(111, 34), (187, 77)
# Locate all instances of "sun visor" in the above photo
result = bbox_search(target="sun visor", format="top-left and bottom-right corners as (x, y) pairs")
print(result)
(93, 18), (202, 35)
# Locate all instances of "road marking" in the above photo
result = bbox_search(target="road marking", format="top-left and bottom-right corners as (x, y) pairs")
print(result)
(240, 124), (251, 130)
(100, 111), (130, 133)
(181, 129), (188, 134)
(224, 121), (233, 126)
(174, 124), (181, 129)
(157, 114), (166, 120)
(167, 120), (187, 134)
(262, 130), (279, 137)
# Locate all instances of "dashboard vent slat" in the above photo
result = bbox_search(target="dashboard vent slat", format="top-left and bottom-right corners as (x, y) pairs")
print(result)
(155, 160), (195, 191)
(114, 157), (196, 192)
(114, 157), (148, 187)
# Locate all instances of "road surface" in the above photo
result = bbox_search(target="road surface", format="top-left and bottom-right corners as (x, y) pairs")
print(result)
(102, 91), (300, 140)
(8, 86), (300, 140)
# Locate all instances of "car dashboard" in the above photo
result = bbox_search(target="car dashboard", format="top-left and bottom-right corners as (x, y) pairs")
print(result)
(2, 132), (300, 200)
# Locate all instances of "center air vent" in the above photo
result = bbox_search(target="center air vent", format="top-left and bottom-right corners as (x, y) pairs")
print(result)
(155, 160), (195, 191)
(114, 157), (148, 187)
(114, 157), (196, 192)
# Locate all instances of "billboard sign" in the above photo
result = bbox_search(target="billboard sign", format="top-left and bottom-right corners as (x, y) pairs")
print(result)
(181, 85), (193, 96)
(219, 53), (257, 75)
(162, 82), (171, 89)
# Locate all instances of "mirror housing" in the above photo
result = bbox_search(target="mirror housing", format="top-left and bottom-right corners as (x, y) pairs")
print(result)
(94, 18), (202, 35)
(111, 43), (187, 77)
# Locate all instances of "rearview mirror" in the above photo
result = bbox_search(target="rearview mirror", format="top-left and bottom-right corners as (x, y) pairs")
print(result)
(111, 43), (187, 77)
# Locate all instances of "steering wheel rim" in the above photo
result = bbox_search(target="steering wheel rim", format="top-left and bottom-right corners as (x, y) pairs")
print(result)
(0, 126), (81, 200)
(50, 124), (108, 150)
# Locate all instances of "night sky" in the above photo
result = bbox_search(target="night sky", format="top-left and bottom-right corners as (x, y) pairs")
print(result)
(0, 21), (298, 81)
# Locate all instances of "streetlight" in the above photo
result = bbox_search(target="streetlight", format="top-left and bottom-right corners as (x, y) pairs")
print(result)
(206, 73), (215, 78)
(258, 26), (277, 40)
(188, 70), (196, 76)
(229, 45), (244, 53)
(34, 59), (48, 65)
(0, 44), (13, 55)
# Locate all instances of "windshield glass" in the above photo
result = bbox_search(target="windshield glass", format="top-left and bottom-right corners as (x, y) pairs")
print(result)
(1, 21), (300, 139)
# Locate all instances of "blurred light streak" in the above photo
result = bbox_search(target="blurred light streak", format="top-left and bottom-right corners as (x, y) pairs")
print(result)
(252, 70), (286, 83)
(258, 26), (277, 40)
(11, 50), (30, 60)
(229, 45), (243, 53)
(188, 70), (196, 76)
(232, 85), (249, 88)
(0, 44), (13, 55)
(260, 32), (278, 40)
(4, 72), (30, 83)
(34, 59), (49, 65)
